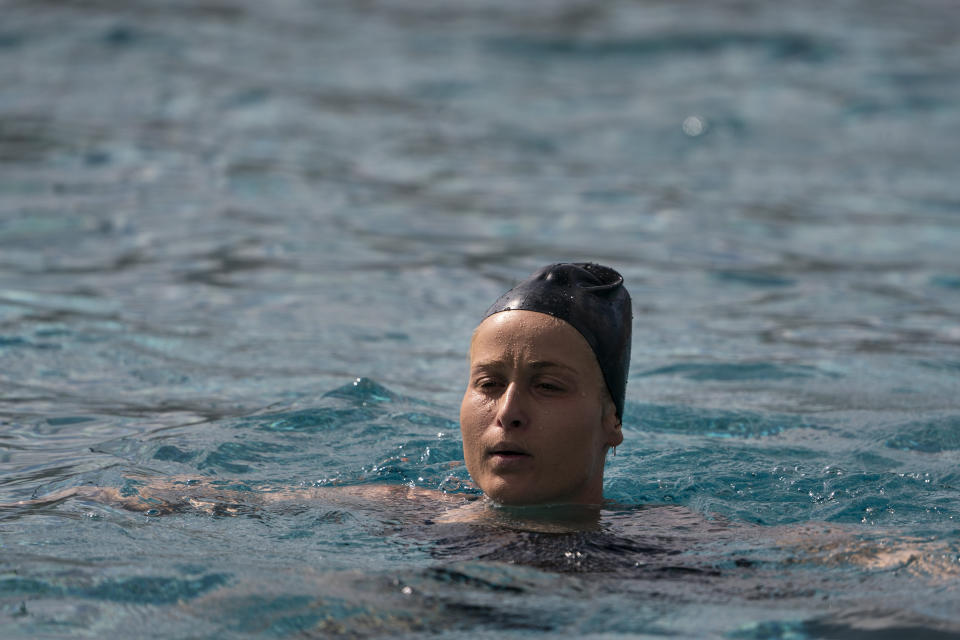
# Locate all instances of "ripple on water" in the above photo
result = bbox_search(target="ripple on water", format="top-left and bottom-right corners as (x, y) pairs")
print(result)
(635, 361), (829, 382)
(929, 274), (960, 290)
(731, 612), (960, 640)
(611, 400), (959, 527)
(884, 416), (960, 453)
(0, 574), (229, 605)
(710, 269), (796, 287)
(321, 377), (402, 405)
(85, 378), (467, 490)
(626, 402), (824, 438)
(485, 32), (838, 63)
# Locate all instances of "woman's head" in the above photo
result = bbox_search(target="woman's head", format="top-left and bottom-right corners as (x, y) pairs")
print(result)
(459, 263), (632, 506)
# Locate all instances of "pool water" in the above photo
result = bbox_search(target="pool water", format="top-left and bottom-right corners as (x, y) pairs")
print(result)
(2, 0), (959, 637)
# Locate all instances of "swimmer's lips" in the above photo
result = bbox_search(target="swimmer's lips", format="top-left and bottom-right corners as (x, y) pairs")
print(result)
(486, 444), (533, 469)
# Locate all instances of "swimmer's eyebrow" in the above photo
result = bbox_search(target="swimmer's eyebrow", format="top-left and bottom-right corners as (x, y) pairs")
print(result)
(527, 360), (579, 374)
(469, 360), (507, 374)
(470, 360), (579, 374)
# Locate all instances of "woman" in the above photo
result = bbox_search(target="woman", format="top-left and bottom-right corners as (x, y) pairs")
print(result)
(7, 264), (945, 575)
(459, 262), (632, 506)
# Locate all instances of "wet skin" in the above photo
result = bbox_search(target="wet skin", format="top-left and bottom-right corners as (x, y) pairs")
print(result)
(459, 310), (623, 506)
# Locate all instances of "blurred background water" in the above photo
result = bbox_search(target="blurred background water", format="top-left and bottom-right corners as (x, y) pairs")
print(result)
(1, 0), (959, 638)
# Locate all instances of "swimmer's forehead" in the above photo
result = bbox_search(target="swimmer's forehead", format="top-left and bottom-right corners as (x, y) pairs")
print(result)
(470, 358), (580, 374)
(470, 309), (576, 347)
(468, 310), (598, 373)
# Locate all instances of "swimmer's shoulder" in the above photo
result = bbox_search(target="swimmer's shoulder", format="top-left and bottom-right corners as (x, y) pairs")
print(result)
(291, 483), (476, 507)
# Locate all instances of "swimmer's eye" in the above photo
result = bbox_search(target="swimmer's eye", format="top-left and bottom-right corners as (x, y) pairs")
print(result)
(474, 377), (503, 390)
(534, 380), (566, 393)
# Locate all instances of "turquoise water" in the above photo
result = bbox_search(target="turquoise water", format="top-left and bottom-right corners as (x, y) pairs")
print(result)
(2, 0), (959, 637)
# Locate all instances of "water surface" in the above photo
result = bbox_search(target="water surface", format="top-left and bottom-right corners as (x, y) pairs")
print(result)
(2, 0), (959, 637)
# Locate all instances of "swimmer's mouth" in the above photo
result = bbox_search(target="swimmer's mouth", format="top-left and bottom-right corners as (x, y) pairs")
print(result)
(487, 445), (531, 458)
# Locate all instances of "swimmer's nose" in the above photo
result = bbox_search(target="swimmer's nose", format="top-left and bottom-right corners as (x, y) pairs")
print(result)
(495, 382), (528, 429)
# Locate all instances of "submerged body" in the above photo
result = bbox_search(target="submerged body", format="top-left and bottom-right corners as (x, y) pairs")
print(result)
(11, 477), (954, 586)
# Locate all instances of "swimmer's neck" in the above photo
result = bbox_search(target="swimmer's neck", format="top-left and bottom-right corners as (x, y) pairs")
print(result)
(437, 497), (604, 532)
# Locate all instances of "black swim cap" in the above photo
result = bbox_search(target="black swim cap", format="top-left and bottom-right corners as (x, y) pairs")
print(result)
(483, 263), (632, 419)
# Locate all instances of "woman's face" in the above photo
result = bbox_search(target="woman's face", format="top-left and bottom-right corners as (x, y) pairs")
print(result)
(459, 310), (622, 505)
